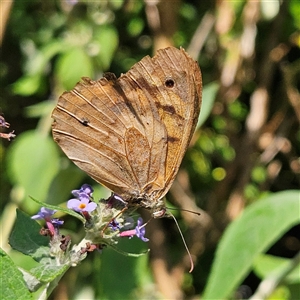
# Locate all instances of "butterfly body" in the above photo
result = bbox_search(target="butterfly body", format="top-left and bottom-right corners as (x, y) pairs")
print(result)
(52, 47), (202, 217)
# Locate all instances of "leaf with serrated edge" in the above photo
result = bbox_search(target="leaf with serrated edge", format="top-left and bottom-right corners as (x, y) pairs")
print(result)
(0, 248), (33, 300)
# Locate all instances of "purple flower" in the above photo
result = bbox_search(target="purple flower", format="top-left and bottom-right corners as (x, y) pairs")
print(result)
(31, 207), (63, 237)
(67, 197), (97, 213)
(51, 218), (64, 227)
(32, 207), (57, 220)
(109, 220), (120, 231)
(119, 218), (149, 242)
(135, 218), (149, 242)
(0, 116), (10, 128)
(72, 184), (93, 199)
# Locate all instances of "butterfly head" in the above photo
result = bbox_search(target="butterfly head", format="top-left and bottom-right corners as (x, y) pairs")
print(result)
(140, 196), (169, 219)
(152, 206), (167, 218)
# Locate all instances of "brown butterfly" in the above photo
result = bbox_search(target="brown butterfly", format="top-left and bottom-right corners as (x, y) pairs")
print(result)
(52, 47), (202, 218)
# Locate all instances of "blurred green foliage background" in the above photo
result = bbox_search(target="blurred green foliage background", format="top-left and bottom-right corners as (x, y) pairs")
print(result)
(1, 0), (299, 299)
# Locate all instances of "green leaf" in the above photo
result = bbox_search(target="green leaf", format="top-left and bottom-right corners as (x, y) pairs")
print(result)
(197, 82), (219, 128)
(9, 210), (49, 261)
(127, 18), (144, 37)
(8, 210), (70, 295)
(289, 0), (300, 29)
(30, 263), (68, 283)
(23, 41), (66, 76)
(251, 165), (267, 184)
(109, 0), (124, 9)
(12, 40), (66, 96)
(25, 100), (55, 119)
(55, 47), (93, 90)
(6, 131), (60, 211)
(94, 26), (119, 70)
(29, 262), (69, 299)
(0, 248), (33, 300)
(12, 74), (43, 96)
(202, 190), (300, 300)
(253, 254), (300, 284)
(99, 238), (150, 299)
(289, 283), (300, 300)
(266, 285), (291, 300)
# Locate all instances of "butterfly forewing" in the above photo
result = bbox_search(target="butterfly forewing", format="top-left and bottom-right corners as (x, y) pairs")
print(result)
(52, 47), (202, 212)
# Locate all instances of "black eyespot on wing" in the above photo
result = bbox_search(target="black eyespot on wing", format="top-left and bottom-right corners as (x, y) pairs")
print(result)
(165, 78), (175, 88)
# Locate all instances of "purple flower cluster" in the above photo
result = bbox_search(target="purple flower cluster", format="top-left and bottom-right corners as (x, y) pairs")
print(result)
(31, 184), (150, 262)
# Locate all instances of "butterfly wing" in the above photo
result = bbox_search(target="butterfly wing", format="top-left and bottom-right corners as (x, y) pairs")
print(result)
(52, 47), (202, 203)
(124, 47), (202, 199)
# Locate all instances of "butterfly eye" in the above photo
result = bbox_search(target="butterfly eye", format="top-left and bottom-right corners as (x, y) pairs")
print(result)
(165, 78), (175, 88)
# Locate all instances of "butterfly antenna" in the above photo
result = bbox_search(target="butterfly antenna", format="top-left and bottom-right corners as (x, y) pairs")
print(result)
(169, 212), (194, 273)
(166, 207), (201, 216)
